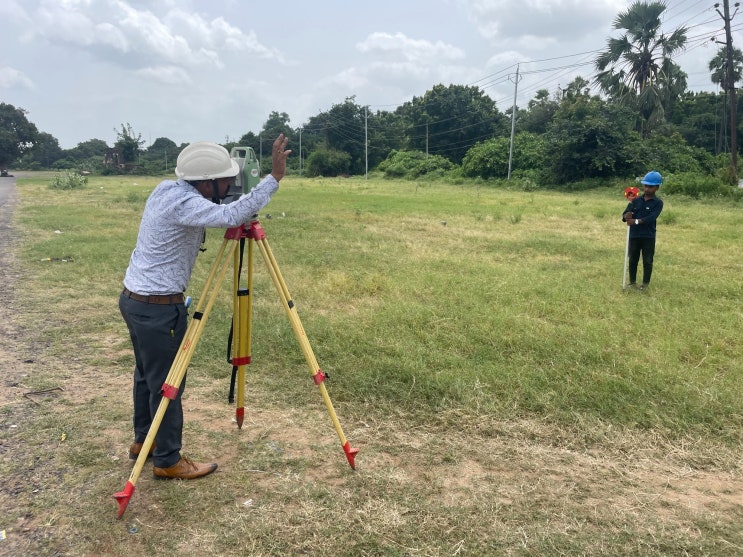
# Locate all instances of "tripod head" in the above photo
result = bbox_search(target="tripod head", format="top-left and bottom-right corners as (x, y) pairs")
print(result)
(224, 146), (261, 204)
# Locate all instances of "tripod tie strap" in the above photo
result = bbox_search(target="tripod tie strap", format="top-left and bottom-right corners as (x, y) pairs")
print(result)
(161, 383), (179, 400)
(312, 369), (326, 385)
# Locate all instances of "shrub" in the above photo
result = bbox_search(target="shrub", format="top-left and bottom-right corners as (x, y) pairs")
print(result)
(511, 168), (543, 190)
(305, 148), (351, 177)
(461, 132), (544, 180)
(662, 172), (741, 199)
(48, 171), (87, 190)
(716, 162), (739, 186)
(638, 132), (713, 174)
(377, 150), (454, 179)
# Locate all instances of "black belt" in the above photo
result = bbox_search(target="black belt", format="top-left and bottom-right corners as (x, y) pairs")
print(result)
(122, 288), (184, 305)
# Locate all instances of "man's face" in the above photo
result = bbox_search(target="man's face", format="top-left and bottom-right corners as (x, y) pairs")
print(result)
(215, 177), (235, 199)
(644, 185), (658, 197)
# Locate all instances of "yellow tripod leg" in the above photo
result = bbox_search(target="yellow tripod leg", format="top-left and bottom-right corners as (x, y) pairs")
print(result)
(114, 235), (240, 517)
(247, 222), (358, 469)
(163, 236), (233, 389)
(232, 245), (244, 427)
(234, 286), (250, 428)
(232, 235), (254, 429)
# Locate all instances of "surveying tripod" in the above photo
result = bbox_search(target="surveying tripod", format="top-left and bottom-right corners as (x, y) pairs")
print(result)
(114, 218), (359, 518)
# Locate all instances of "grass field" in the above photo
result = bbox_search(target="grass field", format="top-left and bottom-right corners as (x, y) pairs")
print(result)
(1, 173), (741, 556)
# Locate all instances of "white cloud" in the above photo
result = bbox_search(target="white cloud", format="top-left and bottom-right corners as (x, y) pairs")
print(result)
(463, 0), (620, 43)
(0, 66), (34, 89)
(357, 32), (465, 64)
(342, 31), (471, 96)
(165, 10), (285, 61)
(35, 0), (100, 46)
(136, 65), (191, 85)
(28, 0), (282, 73)
(485, 50), (523, 69)
(93, 22), (129, 51)
(0, 0), (30, 21)
(331, 67), (369, 90)
(113, 1), (202, 64)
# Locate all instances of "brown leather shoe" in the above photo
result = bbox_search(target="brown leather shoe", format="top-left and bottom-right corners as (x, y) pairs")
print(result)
(129, 442), (156, 460)
(153, 456), (218, 480)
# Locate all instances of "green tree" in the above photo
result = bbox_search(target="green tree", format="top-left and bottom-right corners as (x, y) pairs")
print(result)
(257, 111), (293, 174)
(301, 98), (367, 174)
(517, 89), (560, 134)
(68, 138), (110, 160)
(141, 137), (179, 174)
(22, 132), (63, 169)
(543, 94), (642, 184)
(366, 109), (407, 171)
(461, 132), (544, 180)
(707, 46), (743, 159)
(305, 147), (351, 177)
(114, 123), (146, 165)
(148, 137), (177, 154)
(399, 84), (508, 164)
(564, 76), (593, 100)
(0, 102), (39, 167)
(594, 1), (687, 135)
(234, 131), (259, 154)
(670, 91), (725, 155)
(640, 131), (714, 174)
(709, 46), (743, 89)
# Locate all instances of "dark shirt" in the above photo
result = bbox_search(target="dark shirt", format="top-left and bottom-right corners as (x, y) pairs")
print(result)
(622, 195), (663, 238)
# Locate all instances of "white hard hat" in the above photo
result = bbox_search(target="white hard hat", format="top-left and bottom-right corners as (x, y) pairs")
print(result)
(175, 142), (239, 181)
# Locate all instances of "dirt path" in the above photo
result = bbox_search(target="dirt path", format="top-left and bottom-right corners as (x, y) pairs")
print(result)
(0, 175), (31, 406)
(0, 175), (38, 555)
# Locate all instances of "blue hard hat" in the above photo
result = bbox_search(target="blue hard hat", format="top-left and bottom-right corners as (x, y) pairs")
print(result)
(641, 171), (663, 187)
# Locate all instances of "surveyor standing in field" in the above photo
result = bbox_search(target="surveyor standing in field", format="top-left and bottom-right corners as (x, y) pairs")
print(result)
(622, 171), (664, 290)
(119, 134), (290, 479)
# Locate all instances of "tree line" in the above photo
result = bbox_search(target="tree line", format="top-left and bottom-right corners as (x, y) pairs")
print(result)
(1, 2), (741, 189)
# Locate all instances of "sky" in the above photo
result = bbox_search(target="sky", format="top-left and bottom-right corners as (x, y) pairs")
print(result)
(0, 0), (735, 149)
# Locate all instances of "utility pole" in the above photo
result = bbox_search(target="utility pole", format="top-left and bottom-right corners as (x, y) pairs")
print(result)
(507, 64), (521, 180)
(299, 128), (303, 176)
(716, 0), (739, 176)
(364, 107), (368, 180)
(425, 122), (429, 158)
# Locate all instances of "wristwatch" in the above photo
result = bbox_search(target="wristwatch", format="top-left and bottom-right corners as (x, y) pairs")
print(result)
(635, 219), (639, 225)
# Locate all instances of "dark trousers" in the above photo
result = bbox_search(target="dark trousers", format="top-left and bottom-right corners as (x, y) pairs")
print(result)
(119, 293), (188, 468)
(628, 236), (656, 285)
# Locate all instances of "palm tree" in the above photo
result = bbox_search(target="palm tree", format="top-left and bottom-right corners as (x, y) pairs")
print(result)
(709, 46), (743, 89)
(708, 46), (743, 155)
(594, 1), (687, 135)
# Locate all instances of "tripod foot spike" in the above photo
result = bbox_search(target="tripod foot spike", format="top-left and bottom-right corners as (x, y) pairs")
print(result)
(236, 407), (244, 429)
(113, 481), (135, 518)
(343, 441), (359, 470)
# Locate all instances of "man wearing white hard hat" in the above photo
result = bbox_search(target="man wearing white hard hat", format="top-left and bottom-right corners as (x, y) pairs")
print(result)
(120, 135), (290, 479)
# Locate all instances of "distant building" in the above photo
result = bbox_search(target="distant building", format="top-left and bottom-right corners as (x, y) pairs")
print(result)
(103, 148), (124, 169)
